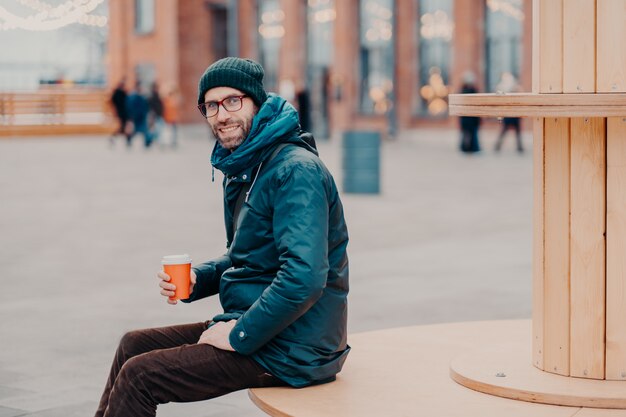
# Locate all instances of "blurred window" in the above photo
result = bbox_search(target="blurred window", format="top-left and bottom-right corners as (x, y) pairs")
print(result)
(258, 0), (284, 93)
(210, 5), (229, 60)
(134, 0), (155, 35)
(308, 0), (334, 67)
(306, 0), (335, 138)
(358, 0), (394, 115)
(416, 0), (453, 117)
(485, 0), (524, 92)
(135, 63), (155, 91)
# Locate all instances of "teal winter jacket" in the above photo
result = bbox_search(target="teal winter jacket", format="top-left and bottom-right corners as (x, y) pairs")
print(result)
(185, 94), (350, 387)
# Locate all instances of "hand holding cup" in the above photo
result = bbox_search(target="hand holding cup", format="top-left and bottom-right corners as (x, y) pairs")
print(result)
(158, 254), (195, 304)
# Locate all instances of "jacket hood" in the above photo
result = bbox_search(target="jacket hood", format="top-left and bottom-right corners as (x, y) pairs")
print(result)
(211, 94), (314, 177)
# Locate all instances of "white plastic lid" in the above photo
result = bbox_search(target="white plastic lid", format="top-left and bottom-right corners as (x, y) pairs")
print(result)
(161, 254), (192, 265)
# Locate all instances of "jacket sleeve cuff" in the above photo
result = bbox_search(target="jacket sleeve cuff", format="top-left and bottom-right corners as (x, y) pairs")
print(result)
(181, 255), (231, 303)
(181, 266), (209, 303)
(229, 317), (256, 355)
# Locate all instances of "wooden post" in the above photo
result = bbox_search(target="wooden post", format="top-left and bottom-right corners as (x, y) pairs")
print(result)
(532, 0), (624, 381)
(542, 117), (570, 376)
(448, 0), (626, 407)
(606, 116), (626, 380)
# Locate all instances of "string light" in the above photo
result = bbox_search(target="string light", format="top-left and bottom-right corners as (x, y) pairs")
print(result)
(420, 11), (454, 41)
(259, 6), (285, 39)
(0, 0), (107, 31)
(486, 0), (525, 21)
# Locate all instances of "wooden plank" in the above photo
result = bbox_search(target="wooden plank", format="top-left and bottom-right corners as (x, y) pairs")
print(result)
(448, 93), (626, 117)
(597, 0), (626, 92)
(538, 0), (563, 93)
(606, 117), (626, 380)
(543, 117), (571, 376)
(563, 0), (596, 93)
(449, 104), (626, 118)
(533, 117), (545, 370)
(450, 93), (626, 107)
(0, 124), (116, 137)
(569, 117), (606, 379)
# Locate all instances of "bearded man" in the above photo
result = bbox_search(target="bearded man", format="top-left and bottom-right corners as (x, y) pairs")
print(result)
(95, 57), (350, 417)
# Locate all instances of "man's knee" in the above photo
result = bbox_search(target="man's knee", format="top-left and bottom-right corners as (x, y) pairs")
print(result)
(115, 355), (155, 397)
(120, 354), (148, 379)
(118, 329), (150, 356)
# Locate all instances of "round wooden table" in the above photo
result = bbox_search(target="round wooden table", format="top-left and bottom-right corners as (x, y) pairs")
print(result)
(249, 320), (625, 417)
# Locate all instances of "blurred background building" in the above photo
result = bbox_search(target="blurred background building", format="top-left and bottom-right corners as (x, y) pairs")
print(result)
(0, 0), (531, 138)
(107, 0), (531, 137)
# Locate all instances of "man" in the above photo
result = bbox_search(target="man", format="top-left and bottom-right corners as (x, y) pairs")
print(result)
(109, 80), (129, 145)
(126, 81), (152, 148)
(147, 81), (165, 146)
(494, 72), (523, 153)
(458, 71), (481, 154)
(95, 57), (350, 417)
(162, 86), (180, 148)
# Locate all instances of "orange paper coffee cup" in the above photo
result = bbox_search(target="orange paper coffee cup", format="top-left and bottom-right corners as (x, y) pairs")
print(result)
(162, 254), (192, 300)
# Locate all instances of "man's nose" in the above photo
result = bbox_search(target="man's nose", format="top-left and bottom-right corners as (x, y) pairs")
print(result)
(215, 105), (230, 122)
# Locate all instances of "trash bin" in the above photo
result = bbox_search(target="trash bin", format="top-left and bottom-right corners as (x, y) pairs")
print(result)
(342, 130), (380, 194)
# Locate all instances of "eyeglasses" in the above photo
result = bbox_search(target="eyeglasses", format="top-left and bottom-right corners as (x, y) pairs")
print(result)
(197, 95), (248, 118)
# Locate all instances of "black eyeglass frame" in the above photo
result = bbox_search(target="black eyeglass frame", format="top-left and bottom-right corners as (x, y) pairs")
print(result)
(197, 95), (248, 118)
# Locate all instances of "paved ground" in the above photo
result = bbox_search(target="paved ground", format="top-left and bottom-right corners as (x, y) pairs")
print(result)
(0, 123), (534, 416)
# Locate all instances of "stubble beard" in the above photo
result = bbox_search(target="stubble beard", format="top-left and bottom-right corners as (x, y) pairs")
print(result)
(212, 118), (252, 151)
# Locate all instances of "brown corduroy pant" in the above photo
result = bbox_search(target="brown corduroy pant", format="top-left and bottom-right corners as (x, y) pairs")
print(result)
(95, 322), (285, 417)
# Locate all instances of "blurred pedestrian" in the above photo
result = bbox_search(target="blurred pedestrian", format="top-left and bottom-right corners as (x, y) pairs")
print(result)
(162, 86), (180, 148)
(148, 82), (165, 146)
(296, 88), (311, 133)
(126, 81), (152, 148)
(458, 71), (481, 154)
(109, 79), (130, 146)
(494, 72), (523, 153)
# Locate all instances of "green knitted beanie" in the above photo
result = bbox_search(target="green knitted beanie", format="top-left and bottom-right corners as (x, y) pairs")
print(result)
(197, 57), (268, 107)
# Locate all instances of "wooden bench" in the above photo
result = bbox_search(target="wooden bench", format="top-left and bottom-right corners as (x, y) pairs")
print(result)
(249, 320), (623, 416)
(0, 89), (117, 136)
(250, 2), (626, 413)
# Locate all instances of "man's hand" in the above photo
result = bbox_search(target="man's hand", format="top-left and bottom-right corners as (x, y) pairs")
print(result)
(157, 269), (197, 304)
(197, 320), (236, 351)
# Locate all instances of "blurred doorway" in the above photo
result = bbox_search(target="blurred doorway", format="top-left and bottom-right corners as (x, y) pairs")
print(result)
(484, 0), (523, 92)
(306, 0), (334, 139)
(135, 62), (155, 90)
(358, 0), (394, 116)
(416, 0), (453, 118)
(257, 0), (283, 93)
(207, 3), (229, 61)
